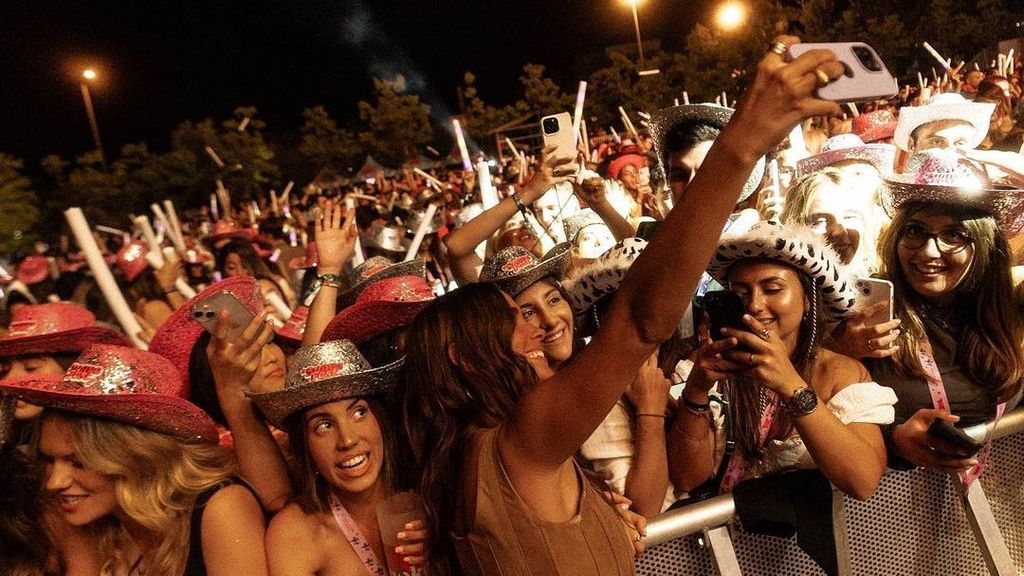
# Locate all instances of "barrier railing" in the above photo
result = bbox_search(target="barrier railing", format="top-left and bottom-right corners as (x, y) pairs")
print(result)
(638, 407), (1024, 575)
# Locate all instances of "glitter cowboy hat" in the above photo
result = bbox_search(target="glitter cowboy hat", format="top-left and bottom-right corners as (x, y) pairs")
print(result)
(479, 242), (572, 297)
(852, 109), (898, 143)
(0, 303), (130, 358)
(880, 149), (1024, 238)
(562, 209), (607, 244)
(248, 340), (403, 427)
(892, 93), (996, 151)
(148, 276), (265, 388)
(406, 208), (446, 235)
(115, 240), (150, 282)
(321, 275), (435, 345)
(337, 257), (427, 310)
(706, 222), (858, 323)
(16, 255), (50, 286)
(648, 104), (766, 203)
(209, 220), (258, 243)
(562, 237), (648, 337)
(275, 305), (309, 349)
(795, 134), (896, 180)
(0, 344), (219, 443)
(363, 225), (409, 255)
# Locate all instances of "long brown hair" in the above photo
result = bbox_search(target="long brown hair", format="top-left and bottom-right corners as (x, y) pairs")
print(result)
(880, 202), (1024, 401)
(720, 261), (824, 459)
(399, 283), (537, 576)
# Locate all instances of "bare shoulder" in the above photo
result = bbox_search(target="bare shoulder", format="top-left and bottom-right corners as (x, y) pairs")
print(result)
(266, 503), (328, 573)
(812, 349), (871, 398)
(203, 483), (263, 522)
(267, 502), (321, 544)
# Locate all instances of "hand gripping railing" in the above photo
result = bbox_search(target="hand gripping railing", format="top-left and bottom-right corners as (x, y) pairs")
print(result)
(638, 407), (1024, 576)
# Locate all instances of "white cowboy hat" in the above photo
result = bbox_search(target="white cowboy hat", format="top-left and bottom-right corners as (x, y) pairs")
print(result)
(893, 93), (995, 152)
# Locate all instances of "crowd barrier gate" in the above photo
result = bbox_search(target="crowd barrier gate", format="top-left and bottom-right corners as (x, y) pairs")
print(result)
(637, 408), (1024, 575)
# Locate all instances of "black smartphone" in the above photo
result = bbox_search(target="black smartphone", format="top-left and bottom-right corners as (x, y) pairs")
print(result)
(927, 419), (983, 457)
(702, 290), (748, 341)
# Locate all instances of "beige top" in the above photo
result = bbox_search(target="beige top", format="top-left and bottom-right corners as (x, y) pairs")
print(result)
(454, 427), (637, 576)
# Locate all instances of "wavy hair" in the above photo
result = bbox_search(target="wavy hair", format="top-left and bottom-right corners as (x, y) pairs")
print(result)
(399, 283), (537, 576)
(879, 203), (1024, 401)
(45, 411), (235, 576)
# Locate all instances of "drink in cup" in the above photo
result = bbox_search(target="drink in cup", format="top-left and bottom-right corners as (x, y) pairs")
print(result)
(376, 491), (423, 576)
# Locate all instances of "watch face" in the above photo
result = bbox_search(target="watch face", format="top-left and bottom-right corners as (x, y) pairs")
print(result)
(790, 388), (818, 415)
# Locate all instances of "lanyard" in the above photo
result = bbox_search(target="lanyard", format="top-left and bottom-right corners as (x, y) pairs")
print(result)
(329, 492), (386, 576)
(720, 388), (780, 493)
(917, 338), (1006, 488)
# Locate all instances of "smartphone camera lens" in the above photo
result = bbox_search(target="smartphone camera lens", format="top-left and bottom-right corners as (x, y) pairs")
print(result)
(852, 46), (882, 72)
(542, 117), (560, 135)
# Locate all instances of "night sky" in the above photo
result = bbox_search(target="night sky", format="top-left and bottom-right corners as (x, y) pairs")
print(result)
(0, 0), (705, 164)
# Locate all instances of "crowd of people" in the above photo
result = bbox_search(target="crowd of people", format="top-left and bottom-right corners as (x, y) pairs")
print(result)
(1, 35), (1023, 576)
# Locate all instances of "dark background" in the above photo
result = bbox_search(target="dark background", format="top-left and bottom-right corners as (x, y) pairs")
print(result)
(0, 0), (705, 162)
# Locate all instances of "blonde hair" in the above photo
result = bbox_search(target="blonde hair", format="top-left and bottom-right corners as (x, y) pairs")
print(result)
(51, 412), (235, 576)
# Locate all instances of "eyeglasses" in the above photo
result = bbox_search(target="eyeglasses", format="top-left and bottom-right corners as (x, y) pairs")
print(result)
(898, 222), (973, 254)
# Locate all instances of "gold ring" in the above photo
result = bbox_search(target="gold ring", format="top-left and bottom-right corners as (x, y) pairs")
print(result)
(814, 68), (831, 87)
(769, 41), (788, 56)
(748, 352), (756, 365)
(759, 328), (772, 342)
(634, 533), (644, 543)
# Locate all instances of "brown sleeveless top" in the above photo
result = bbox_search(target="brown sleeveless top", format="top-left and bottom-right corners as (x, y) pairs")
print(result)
(453, 427), (636, 575)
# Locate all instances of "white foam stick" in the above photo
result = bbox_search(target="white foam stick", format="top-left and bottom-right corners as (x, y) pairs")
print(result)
(931, 67), (939, 84)
(998, 55), (1005, 76)
(504, 137), (523, 162)
(580, 119), (591, 159)
(721, 92), (729, 107)
(210, 193), (219, 221)
(974, 62), (981, 71)
(270, 190), (279, 215)
(413, 167), (444, 188)
(66, 208), (147, 349)
(162, 200), (184, 248)
(847, 102), (860, 117)
(426, 145), (440, 157)
(344, 197), (365, 266)
(95, 225), (127, 237)
(134, 215), (165, 267)
(264, 291), (291, 324)
(387, 190), (399, 212)
(768, 159), (782, 200)
(788, 122), (807, 156)
(610, 126), (621, 144)
(405, 203), (438, 262)
(237, 117), (251, 132)
(922, 42), (951, 70)
(280, 181), (294, 203)
(246, 203), (256, 228)
(453, 119), (472, 171)
(216, 181), (231, 217)
(151, 204), (186, 254)
(674, 98), (680, 106)
(637, 111), (651, 120)
(477, 161), (498, 209)
(917, 72), (925, 89)
(205, 146), (225, 168)
(682, 91), (690, 105)
(618, 106), (639, 140)
(571, 81), (587, 145)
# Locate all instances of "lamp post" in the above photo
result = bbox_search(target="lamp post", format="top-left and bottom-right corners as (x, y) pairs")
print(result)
(79, 68), (106, 166)
(625, 0), (645, 66)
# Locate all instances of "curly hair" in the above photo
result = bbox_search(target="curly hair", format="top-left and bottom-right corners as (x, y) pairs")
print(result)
(44, 411), (235, 576)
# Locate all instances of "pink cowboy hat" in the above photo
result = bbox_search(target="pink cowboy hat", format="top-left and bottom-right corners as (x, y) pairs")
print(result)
(321, 275), (434, 345)
(0, 303), (130, 358)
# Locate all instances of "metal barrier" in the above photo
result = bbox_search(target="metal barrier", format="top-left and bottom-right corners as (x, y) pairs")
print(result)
(638, 408), (1024, 576)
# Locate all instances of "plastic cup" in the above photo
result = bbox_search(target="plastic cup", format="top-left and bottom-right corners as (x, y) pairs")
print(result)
(376, 491), (423, 576)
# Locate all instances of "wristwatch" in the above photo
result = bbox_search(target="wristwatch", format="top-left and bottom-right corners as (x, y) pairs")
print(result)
(785, 386), (818, 417)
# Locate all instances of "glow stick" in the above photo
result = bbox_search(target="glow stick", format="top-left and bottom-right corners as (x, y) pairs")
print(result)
(264, 291), (291, 325)
(922, 42), (951, 71)
(205, 146), (225, 168)
(405, 203), (438, 261)
(344, 197), (365, 266)
(237, 117), (251, 132)
(847, 102), (860, 117)
(95, 225), (127, 237)
(387, 190), (398, 212)
(288, 229), (297, 247)
(768, 159), (781, 200)
(246, 204), (256, 228)
(162, 200), (184, 248)
(350, 193), (378, 202)
(210, 193), (219, 221)
(453, 119), (472, 171)
(998, 55), (1005, 76)
(721, 92), (729, 107)
(682, 91), (690, 105)
(618, 106), (638, 139)
(917, 72), (925, 89)
(151, 203), (186, 254)
(974, 62), (980, 71)
(477, 161), (498, 209)
(674, 98), (680, 106)
(216, 180), (231, 217)
(504, 137), (523, 162)
(270, 190), (279, 215)
(610, 126), (621, 144)
(580, 119), (591, 159)
(134, 215), (165, 267)
(426, 145), (440, 157)
(413, 167), (444, 188)
(571, 81), (587, 146)
(252, 200), (261, 219)
(637, 111), (651, 120)
(931, 67), (939, 84)
(787, 123), (807, 156)
(65, 208), (147, 349)
(281, 181), (294, 203)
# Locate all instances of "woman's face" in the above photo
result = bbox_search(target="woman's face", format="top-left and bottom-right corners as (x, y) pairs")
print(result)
(223, 253), (251, 277)
(39, 414), (119, 527)
(504, 293), (553, 380)
(896, 210), (975, 303)
(304, 398), (386, 498)
(1, 355), (65, 420)
(248, 343), (287, 394)
(803, 181), (865, 265)
(515, 282), (574, 364)
(728, 261), (807, 351)
(497, 227), (543, 259)
(576, 225), (616, 260)
(618, 164), (641, 192)
(832, 160), (882, 197)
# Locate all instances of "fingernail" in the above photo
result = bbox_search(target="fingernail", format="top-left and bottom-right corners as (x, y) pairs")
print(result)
(619, 503), (630, 510)
(968, 460), (979, 466)
(397, 532), (406, 539)
(404, 522), (416, 530)
(395, 545), (405, 554)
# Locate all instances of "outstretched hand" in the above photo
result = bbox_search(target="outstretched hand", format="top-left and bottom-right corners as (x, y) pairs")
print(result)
(313, 200), (358, 274)
(830, 301), (901, 359)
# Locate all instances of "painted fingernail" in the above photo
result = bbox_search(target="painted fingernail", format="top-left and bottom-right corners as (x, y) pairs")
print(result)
(397, 532), (406, 539)
(395, 546), (405, 554)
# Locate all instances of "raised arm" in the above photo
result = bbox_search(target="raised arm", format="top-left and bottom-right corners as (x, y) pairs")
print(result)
(505, 38), (845, 469)
(302, 201), (357, 346)
(575, 176), (637, 241)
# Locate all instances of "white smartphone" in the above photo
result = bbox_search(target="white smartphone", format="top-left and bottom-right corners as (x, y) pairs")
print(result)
(786, 42), (898, 103)
(855, 278), (894, 327)
(541, 112), (578, 165)
(191, 291), (255, 341)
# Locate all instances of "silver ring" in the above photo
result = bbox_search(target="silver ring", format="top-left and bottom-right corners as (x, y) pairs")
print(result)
(748, 352), (756, 365)
(769, 41), (788, 56)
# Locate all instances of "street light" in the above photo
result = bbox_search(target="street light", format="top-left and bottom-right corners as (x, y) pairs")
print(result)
(715, 1), (747, 31)
(623, 0), (645, 65)
(79, 68), (106, 166)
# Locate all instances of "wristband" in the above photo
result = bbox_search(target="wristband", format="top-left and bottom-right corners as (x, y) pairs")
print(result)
(162, 285), (177, 295)
(636, 412), (666, 419)
(318, 273), (344, 289)
(512, 189), (528, 212)
(683, 396), (711, 413)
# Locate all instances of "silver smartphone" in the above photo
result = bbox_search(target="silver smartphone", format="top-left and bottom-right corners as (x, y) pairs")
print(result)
(191, 291), (255, 341)
(855, 278), (894, 328)
(787, 42), (898, 103)
(541, 112), (578, 165)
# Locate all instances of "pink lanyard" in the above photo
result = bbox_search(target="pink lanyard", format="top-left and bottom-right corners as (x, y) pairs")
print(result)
(917, 338), (1006, 488)
(329, 492), (386, 576)
(720, 389), (780, 493)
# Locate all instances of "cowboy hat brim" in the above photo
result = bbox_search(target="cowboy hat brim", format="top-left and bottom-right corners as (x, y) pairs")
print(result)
(880, 179), (1024, 238)
(893, 101), (995, 151)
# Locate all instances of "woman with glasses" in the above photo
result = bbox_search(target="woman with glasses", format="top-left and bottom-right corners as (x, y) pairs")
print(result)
(833, 149), (1024, 472)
